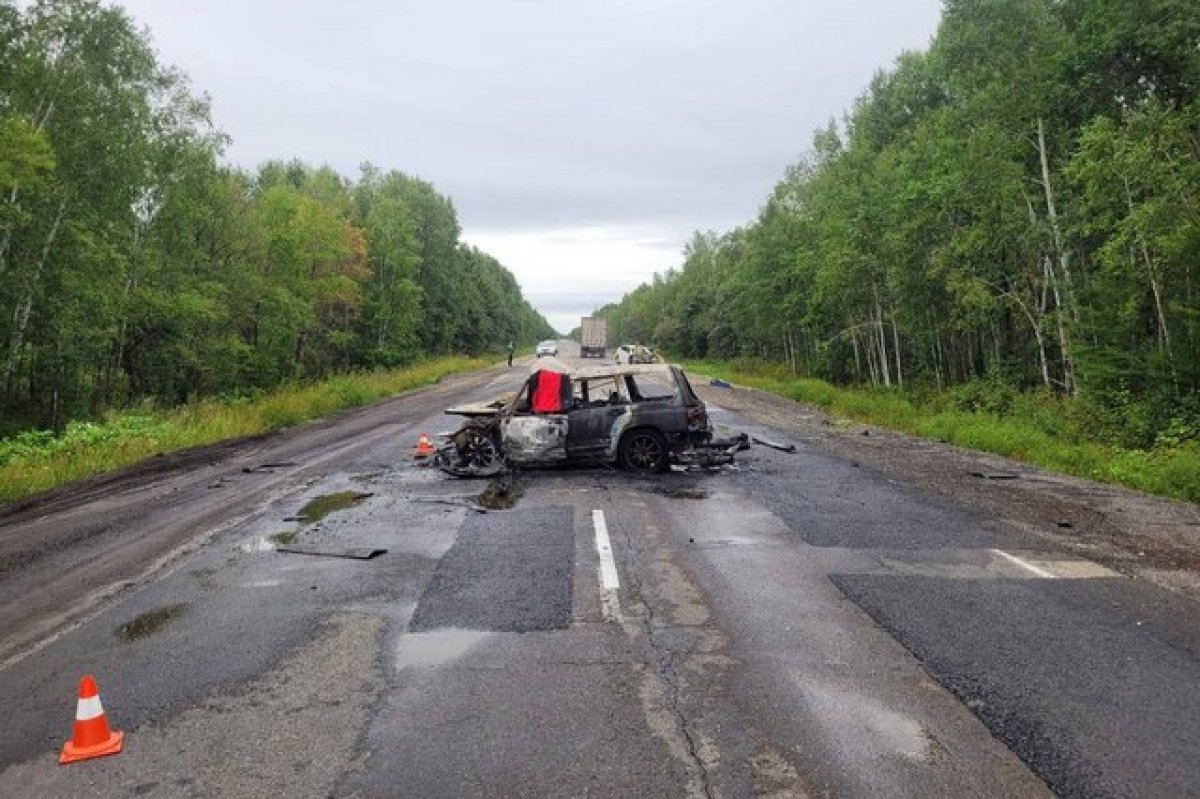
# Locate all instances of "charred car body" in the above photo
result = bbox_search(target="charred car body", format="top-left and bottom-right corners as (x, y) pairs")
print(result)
(437, 364), (742, 477)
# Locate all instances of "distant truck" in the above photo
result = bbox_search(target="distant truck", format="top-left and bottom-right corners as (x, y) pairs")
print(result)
(580, 316), (607, 358)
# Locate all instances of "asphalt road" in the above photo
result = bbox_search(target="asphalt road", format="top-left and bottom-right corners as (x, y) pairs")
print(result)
(1, 341), (1198, 797)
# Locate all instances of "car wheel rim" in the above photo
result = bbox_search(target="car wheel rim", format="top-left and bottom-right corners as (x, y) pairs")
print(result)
(629, 435), (662, 470)
(463, 434), (499, 467)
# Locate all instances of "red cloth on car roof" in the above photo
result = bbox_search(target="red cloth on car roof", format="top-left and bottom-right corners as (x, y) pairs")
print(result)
(531, 369), (568, 413)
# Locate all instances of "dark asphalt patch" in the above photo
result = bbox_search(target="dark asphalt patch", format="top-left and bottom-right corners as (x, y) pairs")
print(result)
(831, 574), (1200, 799)
(410, 506), (574, 632)
(730, 450), (1037, 550)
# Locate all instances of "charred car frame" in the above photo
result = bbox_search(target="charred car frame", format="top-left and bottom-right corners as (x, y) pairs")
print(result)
(436, 364), (742, 477)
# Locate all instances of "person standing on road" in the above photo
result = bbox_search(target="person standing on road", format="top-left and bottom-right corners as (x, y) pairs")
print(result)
(507, 341), (515, 367)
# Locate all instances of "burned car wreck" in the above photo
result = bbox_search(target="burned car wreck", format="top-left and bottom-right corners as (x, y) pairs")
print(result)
(436, 364), (744, 477)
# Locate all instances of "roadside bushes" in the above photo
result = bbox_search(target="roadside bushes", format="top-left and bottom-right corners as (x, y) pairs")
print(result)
(0, 357), (488, 503)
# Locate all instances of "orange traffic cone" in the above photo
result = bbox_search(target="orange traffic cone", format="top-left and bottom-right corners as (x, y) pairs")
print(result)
(60, 675), (124, 764)
(415, 433), (435, 458)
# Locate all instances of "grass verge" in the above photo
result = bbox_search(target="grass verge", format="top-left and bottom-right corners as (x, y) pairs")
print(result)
(0, 356), (490, 504)
(686, 359), (1200, 505)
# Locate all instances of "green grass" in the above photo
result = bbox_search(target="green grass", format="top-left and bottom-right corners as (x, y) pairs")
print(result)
(685, 359), (1200, 505)
(0, 356), (489, 503)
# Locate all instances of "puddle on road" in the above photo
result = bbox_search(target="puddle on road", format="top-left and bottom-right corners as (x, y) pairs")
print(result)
(395, 628), (490, 669)
(268, 530), (298, 546)
(295, 491), (373, 522)
(477, 475), (522, 510)
(115, 603), (188, 641)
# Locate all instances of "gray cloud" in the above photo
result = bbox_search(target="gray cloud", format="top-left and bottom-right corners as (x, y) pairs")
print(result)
(115, 0), (942, 323)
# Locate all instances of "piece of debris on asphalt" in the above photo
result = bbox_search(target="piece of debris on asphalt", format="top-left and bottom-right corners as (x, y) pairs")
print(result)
(409, 496), (487, 513)
(750, 435), (796, 453)
(277, 546), (387, 560)
(478, 473), (523, 510)
(709, 378), (732, 388)
(115, 603), (188, 641)
(294, 491), (374, 522)
(259, 461), (299, 468)
(969, 471), (1021, 480)
(712, 432), (752, 451)
(860, 429), (871, 436)
(1057, 521), (1074, 528)
(241, 466), (274, 474)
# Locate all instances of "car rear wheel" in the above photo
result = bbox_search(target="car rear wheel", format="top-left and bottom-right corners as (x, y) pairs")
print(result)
(618, 429), (669, 473)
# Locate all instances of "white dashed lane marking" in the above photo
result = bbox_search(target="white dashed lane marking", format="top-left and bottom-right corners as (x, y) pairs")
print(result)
(593, 510), (620, 589)
(990, 548), (1057, 579)
(592, 510), (623, 621)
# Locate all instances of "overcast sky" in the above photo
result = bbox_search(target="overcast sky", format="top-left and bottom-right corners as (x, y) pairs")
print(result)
(114, 0), (943, 333)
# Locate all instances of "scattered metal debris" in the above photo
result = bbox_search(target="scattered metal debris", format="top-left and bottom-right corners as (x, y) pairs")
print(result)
(709, 378), (732, 388)
(751, 435), (796, 453)
(276, 546), (387, 560)
(115, 603), (187, 641)
(969, 471), (1020, 480)
(409, 495), (487, 513)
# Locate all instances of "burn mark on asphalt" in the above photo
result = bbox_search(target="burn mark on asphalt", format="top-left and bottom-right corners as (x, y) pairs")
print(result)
(655, 487), (709, 500)
(477, 474), (522, 510)
(115, 603), (188, 641)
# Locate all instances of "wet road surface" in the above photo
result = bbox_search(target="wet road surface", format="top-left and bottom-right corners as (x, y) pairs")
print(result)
(0, 344), (1198, 797)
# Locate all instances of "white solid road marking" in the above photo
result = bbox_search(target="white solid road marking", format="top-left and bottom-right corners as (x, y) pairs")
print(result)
(592, 510), (623, 622)
(593, 510), (620, 589)
(990, 548), (1057, 579)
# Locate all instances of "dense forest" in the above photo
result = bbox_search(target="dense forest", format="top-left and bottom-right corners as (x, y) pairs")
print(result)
(0, 0), (553, 436)
(601, 0), (1199, 447)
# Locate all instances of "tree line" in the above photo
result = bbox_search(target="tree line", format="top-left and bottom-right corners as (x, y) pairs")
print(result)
(600, 0), (1198, 447)
(0, 0), (554, 435)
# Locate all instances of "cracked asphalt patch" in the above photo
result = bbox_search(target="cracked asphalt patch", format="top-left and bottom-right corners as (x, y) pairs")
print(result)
(0, 612), (383, 798)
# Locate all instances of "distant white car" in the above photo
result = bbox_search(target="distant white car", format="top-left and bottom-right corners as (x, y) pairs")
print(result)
(614, 344), (656, 364)
(536, 340), (558, 357)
